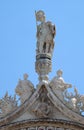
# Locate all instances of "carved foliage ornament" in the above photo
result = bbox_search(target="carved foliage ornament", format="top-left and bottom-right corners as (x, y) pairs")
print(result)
(64, 87), (84, 114)
(0, 92), (17, 116)
(50, 69), (84, 115)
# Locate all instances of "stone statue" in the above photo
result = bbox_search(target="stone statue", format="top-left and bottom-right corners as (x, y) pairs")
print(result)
(50, 70), (72, 90)
(0, 92), (17, 116)
(15, 73), (35, 103)
(49, 70), (72, 100)
(35, 10), (56, 55)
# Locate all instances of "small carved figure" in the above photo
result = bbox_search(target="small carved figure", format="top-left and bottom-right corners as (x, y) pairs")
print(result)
(49, 70), (72, 100)
(50, 70), (72, 91)
(0, 92), (17, 116)
(39, 85), (48, 102)
(32, 85), (52, 118)
(15, 73), (34, 103)
(33, 102), (51, 118)
(35, 10), (56, 55)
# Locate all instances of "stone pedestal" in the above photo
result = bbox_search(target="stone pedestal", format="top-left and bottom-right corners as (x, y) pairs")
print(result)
(35, 53), (52, 82)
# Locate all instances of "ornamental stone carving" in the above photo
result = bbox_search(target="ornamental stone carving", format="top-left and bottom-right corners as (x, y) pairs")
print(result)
(64, 87), (84, 115)
(80, 95), (84, 113)
(64, 88), (80, 112)
(33, 102), (51, 118)
(15, 73), (35, 103)
(35, 58), (52, 83)
(0, 92), (17, 116)
(32, 85), (52, 118)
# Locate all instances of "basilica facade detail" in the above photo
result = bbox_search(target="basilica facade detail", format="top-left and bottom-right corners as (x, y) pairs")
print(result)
(0, 10), (84, 130)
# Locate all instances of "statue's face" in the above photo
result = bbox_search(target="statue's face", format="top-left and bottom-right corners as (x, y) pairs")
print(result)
(58, 72), (62, 77)
(37, 14), (45, 22)
(36, 10), (45, 22)
(24, 73), (28, 80)
(40, 16), (45, 22)
(57, 70), (63, 77)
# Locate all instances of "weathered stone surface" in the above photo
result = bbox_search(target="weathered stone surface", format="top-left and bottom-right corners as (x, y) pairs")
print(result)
(15, 73), (35, 103)
(0, 92), (17, 117)
(0, 10), (84, 130)
(35, 10), (56, 83)
(35, 10), (56, 55)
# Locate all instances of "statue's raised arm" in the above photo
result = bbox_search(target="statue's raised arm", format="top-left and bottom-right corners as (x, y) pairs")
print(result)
(35, 10), (56, 56)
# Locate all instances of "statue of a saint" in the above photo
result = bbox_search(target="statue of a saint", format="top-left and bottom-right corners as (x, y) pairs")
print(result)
(15, 73), (34, 103)
(50, 70), (72, 100)
(35, 10), (56, 55)
(50, 70), (72, 91)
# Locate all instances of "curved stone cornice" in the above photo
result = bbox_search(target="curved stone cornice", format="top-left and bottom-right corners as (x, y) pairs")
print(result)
(0, 83), (84, 127)
(46, 85), (84, 124)
(0, 87), (40, 126)
(0, 119), (84, 130)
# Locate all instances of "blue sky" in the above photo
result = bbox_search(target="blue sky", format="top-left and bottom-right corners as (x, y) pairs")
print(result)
(0, 0), (84, 98)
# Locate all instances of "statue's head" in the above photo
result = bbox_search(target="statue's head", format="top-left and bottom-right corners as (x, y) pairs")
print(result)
(57, 69), (63, 77)
(23, 73), (28, 80)
(36, 10), (45, 22)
